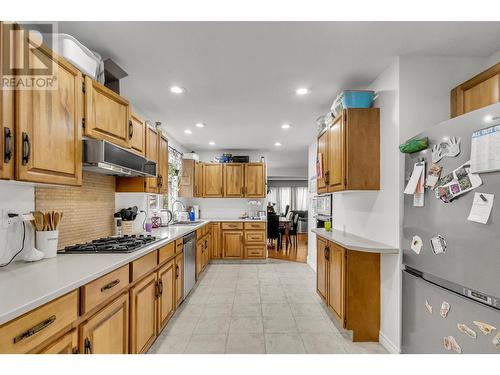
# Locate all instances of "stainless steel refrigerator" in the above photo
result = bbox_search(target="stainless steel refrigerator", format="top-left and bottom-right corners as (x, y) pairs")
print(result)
(402, 102), (500, 354)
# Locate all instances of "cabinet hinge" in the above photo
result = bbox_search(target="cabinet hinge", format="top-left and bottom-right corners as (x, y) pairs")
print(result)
(84, 338), (92, 354)
(82, 82), (86, 93)
(82, 118), (85, 128)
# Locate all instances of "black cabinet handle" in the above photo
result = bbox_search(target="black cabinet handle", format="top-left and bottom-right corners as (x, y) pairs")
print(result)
(324, 246), (330, 261)
(100, 279), (120, 292)
(4, 127), (12, 163)
(159, 280), (163, 295)
(21, 132), (30, 165)
(175, 265), (179, 279)
(129, 120), (133, 139)
(13, 315), (56, 344)
(84, 338), (92, 354)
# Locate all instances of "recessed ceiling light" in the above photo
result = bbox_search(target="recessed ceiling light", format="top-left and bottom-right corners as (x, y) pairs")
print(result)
(209, 141), (215, 146)
(170, 85), (185, 94)
(274, 142), (282, 147)
(195, 123), (205, 128)
(295, 87), (309, 96)
(281, 123), (291, 129)
(184, 129), (192, 135)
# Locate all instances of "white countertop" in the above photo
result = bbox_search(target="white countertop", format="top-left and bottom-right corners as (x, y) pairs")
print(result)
(312, 228), (399, 254)
(202, 217), (267, 222)
(0, 221), (210, 325)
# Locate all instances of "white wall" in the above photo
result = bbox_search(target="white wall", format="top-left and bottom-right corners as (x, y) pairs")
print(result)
(306, 140), (317, 271)
(0, 181), (35, 265)
(398, 55), (487, 141)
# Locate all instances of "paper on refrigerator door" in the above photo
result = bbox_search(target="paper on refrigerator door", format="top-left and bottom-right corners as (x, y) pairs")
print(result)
(467, 193), (494, 224)
(413, 162), (425, 207)
(405, 163), (424, 194)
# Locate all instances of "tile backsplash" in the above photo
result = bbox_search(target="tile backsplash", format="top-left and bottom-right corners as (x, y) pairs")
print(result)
(35, 172), (116, 250)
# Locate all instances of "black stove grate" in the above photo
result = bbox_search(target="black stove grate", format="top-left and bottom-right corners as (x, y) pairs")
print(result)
(61, 234), (157, 254)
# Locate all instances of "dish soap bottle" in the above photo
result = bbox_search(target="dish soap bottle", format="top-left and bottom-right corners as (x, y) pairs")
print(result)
(189, 208), (195, 222)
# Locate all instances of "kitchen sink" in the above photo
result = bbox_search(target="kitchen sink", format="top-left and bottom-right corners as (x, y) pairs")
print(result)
(170, 221), (203, 226)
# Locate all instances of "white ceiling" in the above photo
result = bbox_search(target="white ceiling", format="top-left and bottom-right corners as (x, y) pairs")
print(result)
(57, 21), (500, 174)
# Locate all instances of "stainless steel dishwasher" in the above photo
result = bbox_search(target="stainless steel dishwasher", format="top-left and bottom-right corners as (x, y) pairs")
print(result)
(183, 232), (196, 299)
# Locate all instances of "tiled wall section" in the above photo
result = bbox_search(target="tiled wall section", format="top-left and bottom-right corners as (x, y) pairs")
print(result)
(35, 172), (116, 249)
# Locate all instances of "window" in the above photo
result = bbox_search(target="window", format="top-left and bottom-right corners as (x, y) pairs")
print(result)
(163, 146), (183, 209)
(267, 186), (308, 214)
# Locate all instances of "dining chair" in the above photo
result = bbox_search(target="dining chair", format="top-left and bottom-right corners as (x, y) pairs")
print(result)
(288, 213), (300, 249)
(267, 213), (281, 249)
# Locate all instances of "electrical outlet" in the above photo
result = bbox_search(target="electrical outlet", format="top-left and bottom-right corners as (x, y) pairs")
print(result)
(2, 209), (18, 228)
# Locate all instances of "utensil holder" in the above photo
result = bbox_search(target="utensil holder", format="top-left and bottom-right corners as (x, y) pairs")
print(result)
(36, 231), (59, 258)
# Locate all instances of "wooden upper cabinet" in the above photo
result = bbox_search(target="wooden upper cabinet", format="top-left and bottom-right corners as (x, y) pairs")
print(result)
(328, 242), (345, 322)
(244, 163), (266, 197)
(80, 293), (129, 354)
(202, 163), (223, 197)
(129, 273), (157, 354)
(194, 161), (203, 197)
(0, 22), (14, 180)
(224, 163), (244, 197)
(179, 159), (195, 197)
(84, 76), (130, 148)
(15, 31), (83, 186)
(222, 231), (243, 259)
(316, 237), (328, 301)
(158, 135), (168, 195)
(451, 63), (500, 118)
(129, 113), (146, 156)
(145, 126), (159, 193)
(318, 108), (379, 192)
(317, 130), (328, 194)
(327, 115), (345, 191)
(157, 260), (175, 333)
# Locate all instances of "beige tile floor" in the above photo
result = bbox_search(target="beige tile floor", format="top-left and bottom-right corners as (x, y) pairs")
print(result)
(148, 261), (388, 354)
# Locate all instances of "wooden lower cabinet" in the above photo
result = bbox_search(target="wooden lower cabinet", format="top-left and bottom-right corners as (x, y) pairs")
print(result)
(80, 293), (129, 354)
(0, 291), (78, 354)
(210, 223), (221, 259)
(316, 237), (328, 301)
(175, 252), (184, 307)
(328, 242), (345, 321)
(222, 231), (243, 259)
(38, 329), (78, 354)
(196, 238), (204, 280)
(129, 273), (157, 354)
(316, 236), (380, 342)
(157, 260), (176, 333)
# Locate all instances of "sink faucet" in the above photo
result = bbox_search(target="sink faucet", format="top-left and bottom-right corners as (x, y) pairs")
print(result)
(172, 200), (187, 221)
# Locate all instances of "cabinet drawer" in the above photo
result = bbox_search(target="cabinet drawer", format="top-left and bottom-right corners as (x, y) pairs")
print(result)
(245, 246), (266, 259)
(159, 242), (176, 264)
(81, 265), (129, 314)
(175, 239), (184, 254)
(131, 251), (158, 281)
(0, 291), (78, 354)
(222, 222), (243, 230)
(244, 231), (266, 244)
(244, 222), (266, 230)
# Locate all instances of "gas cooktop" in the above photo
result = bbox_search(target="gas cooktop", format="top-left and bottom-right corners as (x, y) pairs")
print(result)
(61, 235), (157, 254)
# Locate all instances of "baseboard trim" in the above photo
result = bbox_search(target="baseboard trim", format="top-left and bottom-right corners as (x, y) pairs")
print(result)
(379, 331), (400, 354)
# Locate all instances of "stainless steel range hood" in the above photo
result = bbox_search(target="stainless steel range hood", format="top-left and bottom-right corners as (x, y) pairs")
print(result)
(83, 139), (156, 177)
